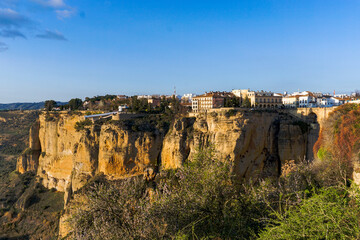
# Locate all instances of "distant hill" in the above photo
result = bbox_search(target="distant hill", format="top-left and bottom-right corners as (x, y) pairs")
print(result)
(0, 102), (67, 110)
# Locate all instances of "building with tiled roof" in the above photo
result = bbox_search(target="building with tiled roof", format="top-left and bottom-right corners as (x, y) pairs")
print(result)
(191, 91), (235, 112)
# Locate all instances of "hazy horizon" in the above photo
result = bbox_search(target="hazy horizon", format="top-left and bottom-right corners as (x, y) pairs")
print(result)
(1, 0), (360, 102)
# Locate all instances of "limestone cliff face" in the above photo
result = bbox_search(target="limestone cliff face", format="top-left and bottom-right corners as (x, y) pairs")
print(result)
(161, 111), (319, 179)
(18, 112), (167, 196)
(18, 110), (319, 194)
(17, 120), (41, 173)
(98, 124), (163, 179)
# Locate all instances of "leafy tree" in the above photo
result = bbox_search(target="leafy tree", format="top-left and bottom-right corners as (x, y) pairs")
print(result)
(159, 96), (169, 112)
(241, 96), (251, 108)
(44, 100), (57, 111)
(68, 98), (83, 110)
(224, 96), (241, 107)
(170, 95), (181, 114)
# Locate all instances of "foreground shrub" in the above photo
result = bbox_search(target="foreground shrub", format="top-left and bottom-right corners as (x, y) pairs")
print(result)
(151, 146), (267, 239)
(69, 146), (268, 239)
(69, 177), (150, 239)
(259, 186), (360, 240)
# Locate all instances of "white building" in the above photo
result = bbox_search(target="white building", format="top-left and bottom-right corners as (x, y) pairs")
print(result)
(298, 94), (317, 108)
(282, 95), (299, 108)
(181, 93), (196, 103)
(118, 104), (129, 112)
(330, 97), (346, 106)
(317, 97), (333, 107)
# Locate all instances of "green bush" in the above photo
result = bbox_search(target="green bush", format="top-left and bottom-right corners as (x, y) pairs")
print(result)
(74, 119), (93, 131)
(259, 187), (360, 240)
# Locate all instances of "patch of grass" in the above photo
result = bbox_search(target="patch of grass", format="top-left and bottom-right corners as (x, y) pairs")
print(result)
(317, 147), (330, 161)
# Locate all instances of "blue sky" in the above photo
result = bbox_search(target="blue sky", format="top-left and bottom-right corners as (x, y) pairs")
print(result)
(0, 0), (360, 102)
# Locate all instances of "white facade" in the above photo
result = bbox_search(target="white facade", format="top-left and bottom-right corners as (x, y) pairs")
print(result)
(330, 97), (345, 106)
(283, 96), (298, 108)
(298, 95), (317, 108)
(182, 93), (195, 102)
(317, 97), (333, 107)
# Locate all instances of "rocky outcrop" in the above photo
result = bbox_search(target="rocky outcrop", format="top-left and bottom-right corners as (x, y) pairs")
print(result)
(17, 120), (41, 173)
(18, 110), (319, 196)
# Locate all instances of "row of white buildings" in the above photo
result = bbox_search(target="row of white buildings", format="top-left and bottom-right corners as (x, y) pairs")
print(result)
(184, 89), (360, 112)
(281, 91), (360, 108)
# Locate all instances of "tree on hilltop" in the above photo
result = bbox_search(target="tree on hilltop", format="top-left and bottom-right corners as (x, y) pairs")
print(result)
(68, 98), (83, 110)
(44, 100), (57, 111)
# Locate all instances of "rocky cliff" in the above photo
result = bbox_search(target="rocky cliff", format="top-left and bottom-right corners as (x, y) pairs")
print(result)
(18, 110), (319, 198)
(162, 110), (319, 179)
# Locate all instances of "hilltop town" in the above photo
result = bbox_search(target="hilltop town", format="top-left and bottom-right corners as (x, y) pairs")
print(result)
(69, 89), (360, 114)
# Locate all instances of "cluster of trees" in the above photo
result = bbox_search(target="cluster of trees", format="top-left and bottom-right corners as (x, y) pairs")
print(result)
(44, 94), (253, 114)
(241, 96), (251, 108)
(44, 95), (184, 114)
(224, 96), (241, 107)
(130, 96), (182, 114)
(44, 98), (83, 111)
(223, 96), (252, 108)
(85, 95), (118, 102)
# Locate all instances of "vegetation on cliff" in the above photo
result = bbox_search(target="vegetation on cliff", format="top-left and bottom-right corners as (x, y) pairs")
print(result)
(314, 103), (360, 183)
(74, 119), (93, 131)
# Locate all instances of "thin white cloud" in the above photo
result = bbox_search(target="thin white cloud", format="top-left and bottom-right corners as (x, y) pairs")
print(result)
(31, 0), (66, 8)
(55, 8), (76, 20)
(31, 0), (78, 20)
(36, 30), (67, 41)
